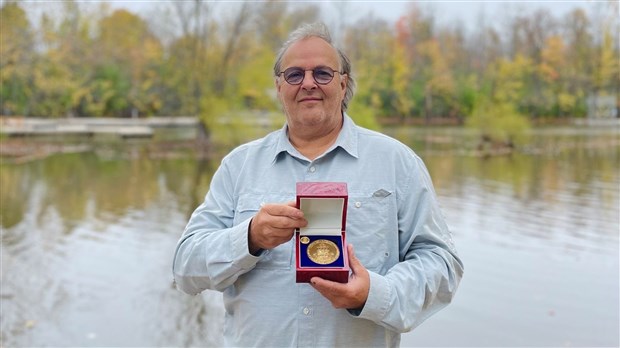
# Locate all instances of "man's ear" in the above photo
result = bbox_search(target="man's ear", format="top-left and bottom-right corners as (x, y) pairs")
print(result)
(275, 78), (283, 103)
(340, 74), (347, 92)
(275, 77), (282, 93)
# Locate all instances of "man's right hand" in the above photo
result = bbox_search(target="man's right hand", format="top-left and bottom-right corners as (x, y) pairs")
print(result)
(248, 201), (307, 254)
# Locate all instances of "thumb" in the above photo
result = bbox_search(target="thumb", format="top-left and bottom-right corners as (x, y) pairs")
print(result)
(347, 244), (365, 275)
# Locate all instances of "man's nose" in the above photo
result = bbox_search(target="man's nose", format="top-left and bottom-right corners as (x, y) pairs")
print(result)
(301, 70), (317, 90)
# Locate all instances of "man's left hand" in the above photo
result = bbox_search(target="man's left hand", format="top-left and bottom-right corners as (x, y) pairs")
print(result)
(310, 244), (370, 309)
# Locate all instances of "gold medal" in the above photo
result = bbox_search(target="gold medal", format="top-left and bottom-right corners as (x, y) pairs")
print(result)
(300, 236), (310, 244)
(307, 239), (340, 265)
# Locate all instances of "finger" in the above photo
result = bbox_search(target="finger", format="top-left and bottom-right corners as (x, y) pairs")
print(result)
(347, 244), (367, 277)
(310, 276), (345, 294)
(265, 213), (307, 229)
(250, 224), (295, 250)
(263, 203), (304, 219)
(310, 277), (350, 308)
(267, 227), (298, 242)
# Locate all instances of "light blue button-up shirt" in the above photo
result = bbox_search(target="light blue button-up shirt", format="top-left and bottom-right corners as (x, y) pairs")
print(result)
(173, 114), (463, 347)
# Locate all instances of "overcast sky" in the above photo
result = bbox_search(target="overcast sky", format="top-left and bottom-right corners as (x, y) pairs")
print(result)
(107, 0), (602, 32)
(330, 1), (597, 22)
(120, 2), (597, 15)
(8, 0), (606, 35)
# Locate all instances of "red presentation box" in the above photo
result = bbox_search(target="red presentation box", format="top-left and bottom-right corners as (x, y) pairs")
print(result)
(295, 182), (349, 283)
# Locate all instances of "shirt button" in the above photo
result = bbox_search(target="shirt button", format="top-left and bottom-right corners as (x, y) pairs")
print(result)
(309, 166), (316, 173)
(303, 307), (310, 315)
(354, 201), (362, 208)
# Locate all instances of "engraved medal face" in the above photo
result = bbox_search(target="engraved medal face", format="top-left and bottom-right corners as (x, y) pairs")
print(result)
(307, 239), (340, 265)
(300, 236), (310, 244)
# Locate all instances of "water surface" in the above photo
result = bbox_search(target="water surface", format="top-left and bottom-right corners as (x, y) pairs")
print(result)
(1, 126), (618, 347)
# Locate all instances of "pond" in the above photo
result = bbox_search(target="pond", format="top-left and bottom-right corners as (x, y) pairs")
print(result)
(1, 125), (618, 347)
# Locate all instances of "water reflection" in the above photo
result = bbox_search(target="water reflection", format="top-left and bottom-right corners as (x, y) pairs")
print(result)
(1, 153), (212, 230)
(425, 153), (618, 252)
(389, 126), (619, 252)
(1, 150), (220, 347)
(1, 126), (618, 346)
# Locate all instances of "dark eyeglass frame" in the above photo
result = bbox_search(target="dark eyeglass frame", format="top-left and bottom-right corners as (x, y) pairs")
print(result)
(278, 66), (344, 85)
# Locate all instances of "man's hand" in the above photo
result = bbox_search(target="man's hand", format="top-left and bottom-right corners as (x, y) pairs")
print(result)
(248, 201), (307, 254)
(310, 244), (370, 309)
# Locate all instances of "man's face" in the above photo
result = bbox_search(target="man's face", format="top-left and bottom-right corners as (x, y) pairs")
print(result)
(276, 37), (347, 133)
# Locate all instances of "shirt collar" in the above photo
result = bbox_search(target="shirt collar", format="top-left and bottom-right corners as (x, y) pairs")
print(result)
(272, 113), (359, 163)
(333, 113), (359, 159)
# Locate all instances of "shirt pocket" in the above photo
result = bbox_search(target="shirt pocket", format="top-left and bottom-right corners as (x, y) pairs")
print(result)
(346, 195), (394, 273)
(234, 193), (293, 270)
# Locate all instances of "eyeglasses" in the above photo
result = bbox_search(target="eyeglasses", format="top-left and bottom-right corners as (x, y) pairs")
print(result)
(278, 66), (343, 85)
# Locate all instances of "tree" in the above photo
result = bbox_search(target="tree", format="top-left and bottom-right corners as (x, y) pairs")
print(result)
(508, 8), (557, 62)
(254, 0), (290, 52)
(562, 8), (594, 117)
(390, 16), (414, 120)
(0, 1), (35, 116)
(1, 0), (610, 124)
(592, 22), (619, 95)
(93, 9), (163, 116)
(235, 45), (277, 111)
(214, 1), (252, 96)
(417, 38), (455, 121)
(537, 35), (578, 117)
(468, 25), (502, 78)
(466, 56), (531, 150)
(466, 96), (530, 153)
(29, 1), (95, 117)
(343, 14), (391, 127)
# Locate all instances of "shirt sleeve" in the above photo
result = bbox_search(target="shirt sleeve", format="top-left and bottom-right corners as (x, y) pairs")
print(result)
(352, 154), (464, 332)
(172, 158), (262, 295)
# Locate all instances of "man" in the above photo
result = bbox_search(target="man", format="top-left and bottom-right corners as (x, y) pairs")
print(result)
(173, 22), (463, 347)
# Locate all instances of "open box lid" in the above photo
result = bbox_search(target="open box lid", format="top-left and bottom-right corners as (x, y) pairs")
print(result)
(297, 182), (347, 236)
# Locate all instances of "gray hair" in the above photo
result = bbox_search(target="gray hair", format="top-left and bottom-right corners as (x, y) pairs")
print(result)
(273, 22), (356, 112)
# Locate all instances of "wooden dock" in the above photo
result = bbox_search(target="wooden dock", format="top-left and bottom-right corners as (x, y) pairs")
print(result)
(0, 117), (201, 138)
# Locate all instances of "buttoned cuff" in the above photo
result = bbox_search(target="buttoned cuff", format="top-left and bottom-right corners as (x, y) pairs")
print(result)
(352, 271), (390, 321)
(230, 217), (263, 270)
